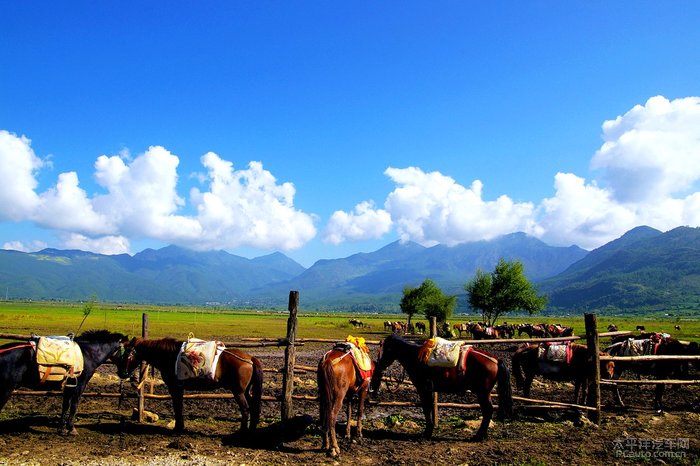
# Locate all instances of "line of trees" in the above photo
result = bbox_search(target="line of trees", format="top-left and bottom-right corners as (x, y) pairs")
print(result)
(400, 258), (547, 331)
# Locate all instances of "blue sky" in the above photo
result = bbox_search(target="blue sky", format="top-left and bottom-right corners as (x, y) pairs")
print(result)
(1, 2), (699, 267)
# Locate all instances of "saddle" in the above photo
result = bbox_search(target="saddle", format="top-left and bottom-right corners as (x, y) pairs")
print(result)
(538, 342), (573, 364)
(328, 336), (373, 381)
(419, 338), (474, 382)
(34, 336), (84, 387)
(176, 337), (226, 381)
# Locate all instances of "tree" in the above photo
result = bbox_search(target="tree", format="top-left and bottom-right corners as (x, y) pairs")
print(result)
(401, 279), (457, 326)
(465, 258), (547, 326)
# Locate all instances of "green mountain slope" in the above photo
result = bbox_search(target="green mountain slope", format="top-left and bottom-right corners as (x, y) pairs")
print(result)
(539, 226), (700, 313)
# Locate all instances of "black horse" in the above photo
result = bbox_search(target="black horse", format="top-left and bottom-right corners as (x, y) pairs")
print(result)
(370, 334), (512, 441)
(0, 330), (129, 435)
(606, 337), (699, 411)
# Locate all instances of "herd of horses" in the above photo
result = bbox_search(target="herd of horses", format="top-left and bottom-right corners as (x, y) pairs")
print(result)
(0, 324), (698, 457)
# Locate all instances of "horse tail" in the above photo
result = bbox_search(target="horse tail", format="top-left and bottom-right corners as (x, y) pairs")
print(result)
(248, 356), (264, 431)
(496, 359), (513, 420)
(511, 349), (525, 390)
(317, 358), (336, 432)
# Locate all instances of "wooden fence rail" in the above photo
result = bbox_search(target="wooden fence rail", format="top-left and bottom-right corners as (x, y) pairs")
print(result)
(3, 298), (699, 426)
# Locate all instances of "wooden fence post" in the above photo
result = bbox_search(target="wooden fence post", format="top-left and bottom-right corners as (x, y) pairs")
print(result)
(429, 317), (439, 427)
(281, 291), (299, 421)
(138, 312), (149, 423)
(584, 313), (601, 424)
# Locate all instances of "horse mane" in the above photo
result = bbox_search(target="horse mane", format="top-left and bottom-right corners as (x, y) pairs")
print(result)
(137, 337), (182, 353)
(76, 329), (127, 342)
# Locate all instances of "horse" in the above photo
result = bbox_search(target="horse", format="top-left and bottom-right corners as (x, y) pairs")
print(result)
(511, 343), (615, 404)
(453, 322), (469, 337)
(370, 334), (513, 441)
(547, 324), (574, 338)
(120, 337), (263, 434)
(391, 321), (405, 334)
(348, 319), (363, 328)
(636, 325), (646, 331)
(495, 323), (515, 339)
(468, 322), (503, 340)
(415, 322), (426, 334)
(517, 323), (547, 338)
(605, 337), (699, 411)
(0, 330), (129, 435)
(317, 345), (374, 457)
(607, 324), (618, 332)
(383, 321), (393, 331)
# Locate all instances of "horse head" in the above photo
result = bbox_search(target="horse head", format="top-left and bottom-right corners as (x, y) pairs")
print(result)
(118, 337), (143, 380)
(370, 335), (402, 395)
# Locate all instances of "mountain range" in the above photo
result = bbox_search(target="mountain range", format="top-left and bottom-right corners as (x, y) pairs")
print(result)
(1, 226), (699, 314)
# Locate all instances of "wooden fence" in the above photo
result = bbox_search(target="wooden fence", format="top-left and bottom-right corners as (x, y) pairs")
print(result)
(5, 291), (700, 426)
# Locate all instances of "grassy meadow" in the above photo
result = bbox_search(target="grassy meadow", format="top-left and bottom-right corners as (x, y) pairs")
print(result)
(0, 300), (698, 343)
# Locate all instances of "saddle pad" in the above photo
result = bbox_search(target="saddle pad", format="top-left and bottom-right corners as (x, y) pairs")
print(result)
(622, 338), (654, 356)
(538, 342), (572, 364)
(176, 338), (225, 381)
(36, 336), (84, 382)
(423, 337), (465, 367)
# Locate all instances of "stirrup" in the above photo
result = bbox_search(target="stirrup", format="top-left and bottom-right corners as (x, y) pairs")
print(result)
(64, 376), (78, 389)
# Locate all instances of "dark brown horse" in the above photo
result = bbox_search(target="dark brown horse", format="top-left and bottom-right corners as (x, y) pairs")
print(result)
(512, 343), (614, 404)
(605, 337), (699, 411)
(120, 337), (263, 434)
(370, 334), (513, 441)
(468, 322), (503, 340)
(317, 345), (374, 457)
(453, 322), (469, 337)
(517, 323), (547, 338)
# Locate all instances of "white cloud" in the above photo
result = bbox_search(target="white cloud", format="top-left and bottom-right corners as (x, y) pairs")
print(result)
(0, 130), (43, 221)
(535, 172), (637, 248)
(60, 233), (131, 255)
(2, 240), (48, 252)
(592, 96), (700, 203)
(0, 136), (316, 254)
(323, 201), (392, 244)
(190, 153), (317, 250)
(383, 167), (536, 246)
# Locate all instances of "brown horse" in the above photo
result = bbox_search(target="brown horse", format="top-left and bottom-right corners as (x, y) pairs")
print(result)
(370, 334), (513, 441)
(453, 322), (469, 337)
(468, 322), (503, 340)
(317, 345), (374, 457)
(120, 337), (263, 434)
(517, 323), (547, 338)
(512, 343), (614, 404)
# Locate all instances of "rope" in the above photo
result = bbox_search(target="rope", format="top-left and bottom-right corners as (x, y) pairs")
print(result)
(221, 348), (254, 365)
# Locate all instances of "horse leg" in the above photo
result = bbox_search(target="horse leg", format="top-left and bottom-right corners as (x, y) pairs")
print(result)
(610, 371), (625, 407)
(472, 391), (493, 441)
(168, 386), (186, 433)
(329, 391), (344, 457)
(654, 383), (665, 412)
(60, 387), (80, 436)
(345, 397), (352, 439)
(418, 388), (435, 439)
(356, 386), (368, 440)
(233, 392), (250, 433)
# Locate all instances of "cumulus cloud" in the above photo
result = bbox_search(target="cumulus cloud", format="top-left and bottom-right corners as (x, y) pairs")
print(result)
(323, 201), (392, 244)
(190, 153), (317, 250)
(383, 167), (536, 246)
(592, 96), (700, 203)
(0, 130), (43, 221)
(0, 134), (316, 254)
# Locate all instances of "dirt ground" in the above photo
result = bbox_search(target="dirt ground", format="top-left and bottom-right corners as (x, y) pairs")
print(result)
(0, 342), (698, 465)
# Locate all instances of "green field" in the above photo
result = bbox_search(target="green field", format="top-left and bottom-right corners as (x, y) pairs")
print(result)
(1, 301), (698, 343)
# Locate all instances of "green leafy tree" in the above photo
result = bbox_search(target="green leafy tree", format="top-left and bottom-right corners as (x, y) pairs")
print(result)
(401, 279), (456, 327)
(465, 258), (547, 326)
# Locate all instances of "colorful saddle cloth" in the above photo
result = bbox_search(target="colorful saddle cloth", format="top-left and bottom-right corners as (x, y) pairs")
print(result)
(34, 336), (84, 384)
(176, 338), (226, 381)
(538, 342), (573, 364)
(419, 337), (472, 368)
